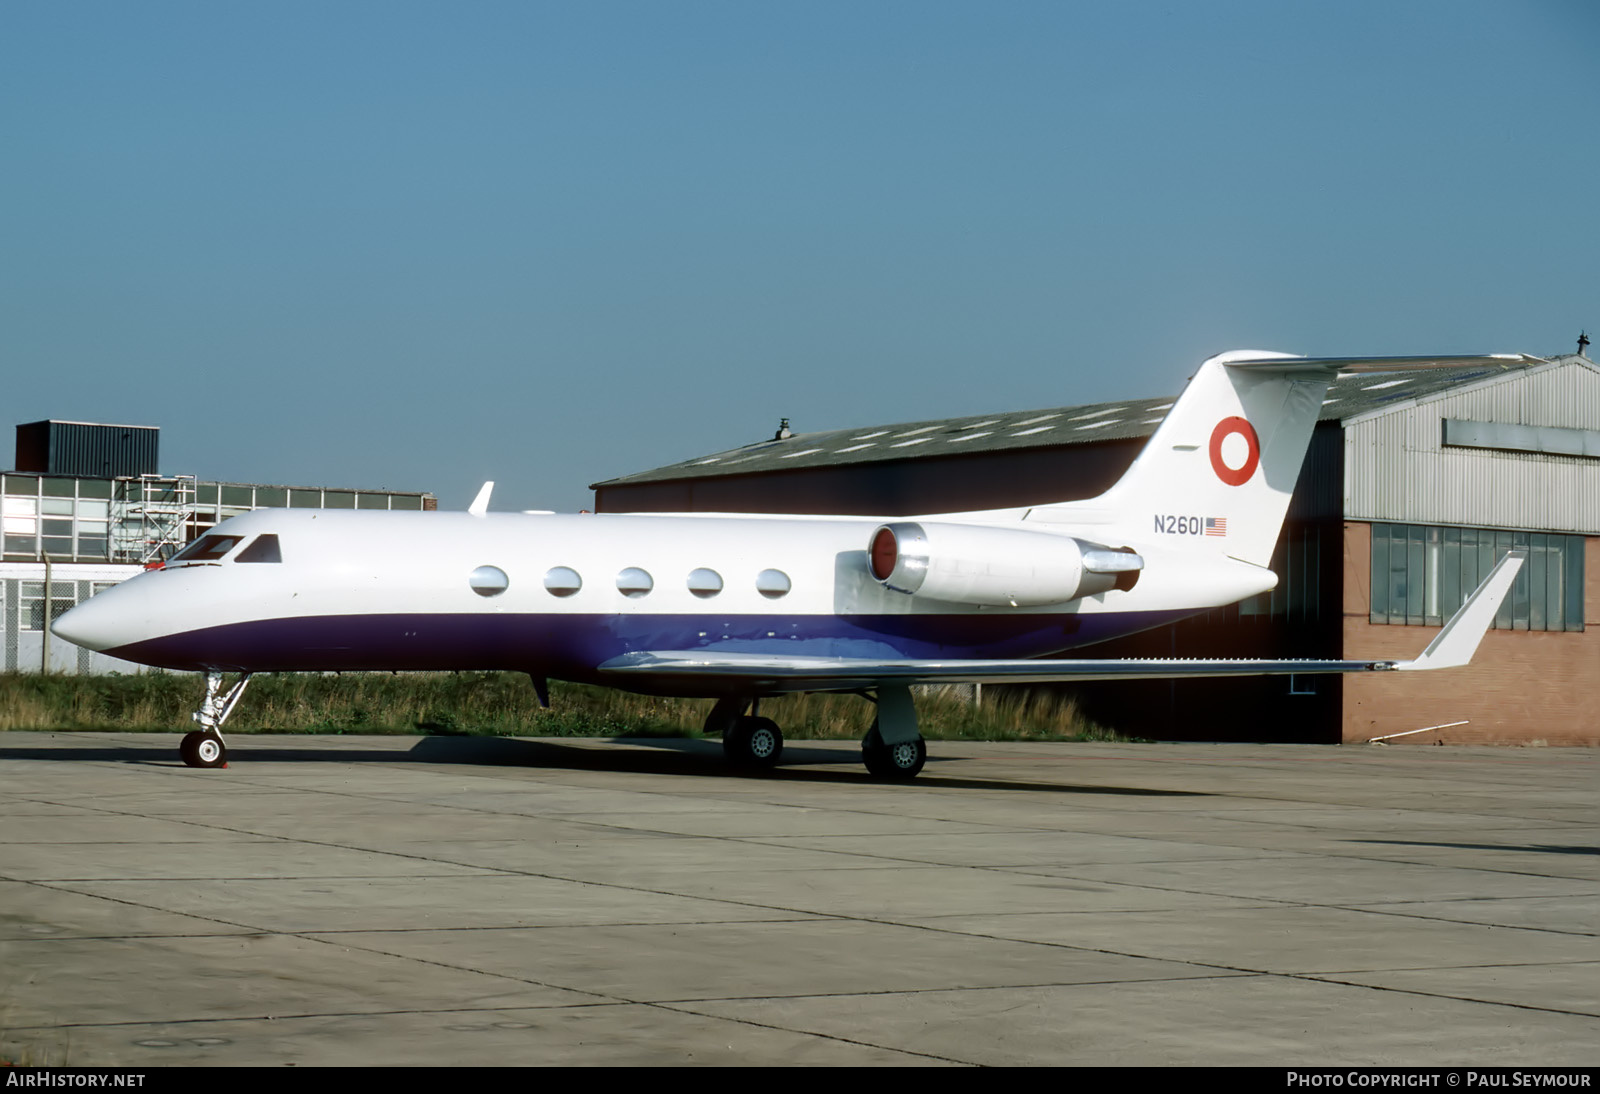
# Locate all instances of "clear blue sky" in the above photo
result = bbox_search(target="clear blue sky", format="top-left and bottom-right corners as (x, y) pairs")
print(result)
(4, 1), (1595, 512)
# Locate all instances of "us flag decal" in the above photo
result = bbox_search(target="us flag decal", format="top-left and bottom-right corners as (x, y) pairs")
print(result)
(1205, 517), (1227, 536)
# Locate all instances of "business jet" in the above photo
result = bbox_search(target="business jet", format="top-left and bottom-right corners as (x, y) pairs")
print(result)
(53, 350), (1531, 777)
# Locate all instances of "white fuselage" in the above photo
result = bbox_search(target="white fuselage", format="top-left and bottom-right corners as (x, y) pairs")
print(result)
(52, 506), (1274, 684)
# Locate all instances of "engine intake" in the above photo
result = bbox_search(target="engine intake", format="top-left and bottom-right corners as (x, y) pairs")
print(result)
(868, 521), (1142, 606)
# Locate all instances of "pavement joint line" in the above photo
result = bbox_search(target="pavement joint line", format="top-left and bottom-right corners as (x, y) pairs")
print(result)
(0, 917), (832, 945)
(642, 1000), (977, 1066)
(995, 854), (1599, 886)
(642, 970), (1262, 1007)
(7, 998), (970, 1066)
(726, 832), (1600, 884)
(11, 874), (510, 883)
(0, 999), (637, 1034)
(848, 914), (1600, 1000)
(1291, 973), (1600, 1019)
(1312, 902), (1600, 938)
(646, 960), (1600, 1059)
(285, 933), (637, 1004)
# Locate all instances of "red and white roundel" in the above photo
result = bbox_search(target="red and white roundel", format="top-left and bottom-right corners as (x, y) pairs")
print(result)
(1208, 416), (1260, 486)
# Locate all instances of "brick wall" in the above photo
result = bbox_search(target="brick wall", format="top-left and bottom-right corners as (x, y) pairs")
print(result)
(1341, 523), (1599, 745)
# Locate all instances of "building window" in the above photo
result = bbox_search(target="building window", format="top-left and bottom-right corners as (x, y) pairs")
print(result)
(1370, 523), (1584, 632)
(20, 581), (76, 632)
(1237, 525), (1322, 624)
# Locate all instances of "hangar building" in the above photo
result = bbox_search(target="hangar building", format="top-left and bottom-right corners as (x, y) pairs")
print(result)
(594, 352), (1599, 746)
(2, 420), (435, 673)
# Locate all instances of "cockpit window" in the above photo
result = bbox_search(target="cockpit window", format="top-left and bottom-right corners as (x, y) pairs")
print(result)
(235, 534), (282, 563)
(170, 534), (244, 563)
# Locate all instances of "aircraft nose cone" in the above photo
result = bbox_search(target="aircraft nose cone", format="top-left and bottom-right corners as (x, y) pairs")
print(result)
(52, 592), (128, 652)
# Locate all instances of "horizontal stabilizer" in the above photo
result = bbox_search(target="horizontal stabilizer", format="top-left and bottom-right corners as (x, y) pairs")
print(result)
(1224, 353), (1540, 374)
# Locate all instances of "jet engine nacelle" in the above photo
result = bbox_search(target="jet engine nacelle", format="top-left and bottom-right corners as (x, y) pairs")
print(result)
(867, 521), (1143, 607)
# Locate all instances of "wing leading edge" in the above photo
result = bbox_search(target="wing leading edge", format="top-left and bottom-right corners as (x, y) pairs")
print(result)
(598, 553), (1525, 694)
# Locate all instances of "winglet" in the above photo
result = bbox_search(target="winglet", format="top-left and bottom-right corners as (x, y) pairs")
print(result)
(468, 481), (494, 517)
(1396, 550), (1525, 671)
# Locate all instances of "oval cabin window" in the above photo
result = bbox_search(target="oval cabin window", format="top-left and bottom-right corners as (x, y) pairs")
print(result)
(756, 569), (791, 599)
(687, 568), (723, 598)
(616, 567), (654, 598)
(544, 566), (582, 598)
(470, 565), (509, 597)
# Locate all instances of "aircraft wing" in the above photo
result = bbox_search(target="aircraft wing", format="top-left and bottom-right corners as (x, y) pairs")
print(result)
(598, 552), (1524, 694)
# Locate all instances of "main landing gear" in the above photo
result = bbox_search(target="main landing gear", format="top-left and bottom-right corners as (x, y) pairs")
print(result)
(703, 686), (928, 780)
(179, 671), (252, 769)
(705, 696), (785, 770)
(859, 685), (927, 780)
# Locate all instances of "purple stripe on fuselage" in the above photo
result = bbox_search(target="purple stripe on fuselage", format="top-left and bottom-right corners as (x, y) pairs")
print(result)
(103, 609), (1197, 677)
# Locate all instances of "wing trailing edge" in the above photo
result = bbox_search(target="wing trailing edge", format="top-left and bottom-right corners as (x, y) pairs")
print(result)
(598, 553), (1525, 692)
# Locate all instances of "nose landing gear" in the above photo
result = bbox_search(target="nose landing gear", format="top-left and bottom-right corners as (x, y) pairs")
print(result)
(180, 671), (252, 769)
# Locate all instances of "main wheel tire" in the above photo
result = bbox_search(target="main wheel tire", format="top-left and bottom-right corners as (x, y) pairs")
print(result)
(862, 725), (926, 780)
(723, 716), (783, 768)
(183, 731), (227, 769)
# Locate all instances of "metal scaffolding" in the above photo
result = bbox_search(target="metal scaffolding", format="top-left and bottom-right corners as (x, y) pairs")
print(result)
(111, 474), (196, 564)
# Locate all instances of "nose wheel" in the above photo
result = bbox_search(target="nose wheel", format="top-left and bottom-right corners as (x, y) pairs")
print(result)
(180, 731), (228, 768)
(180, 671), (251, 769)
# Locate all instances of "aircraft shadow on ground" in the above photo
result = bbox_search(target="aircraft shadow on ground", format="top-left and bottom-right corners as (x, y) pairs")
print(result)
(1352, 838), (1600, 857)
(0, 735), (1206, 797)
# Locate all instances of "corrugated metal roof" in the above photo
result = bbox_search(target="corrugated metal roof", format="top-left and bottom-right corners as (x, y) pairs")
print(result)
(596, 359), (1549, 488)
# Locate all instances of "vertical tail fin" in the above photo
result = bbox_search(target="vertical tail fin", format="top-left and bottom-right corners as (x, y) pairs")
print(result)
(1094, 350), (1332, 567)
(1030, 351), (1534, 569)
